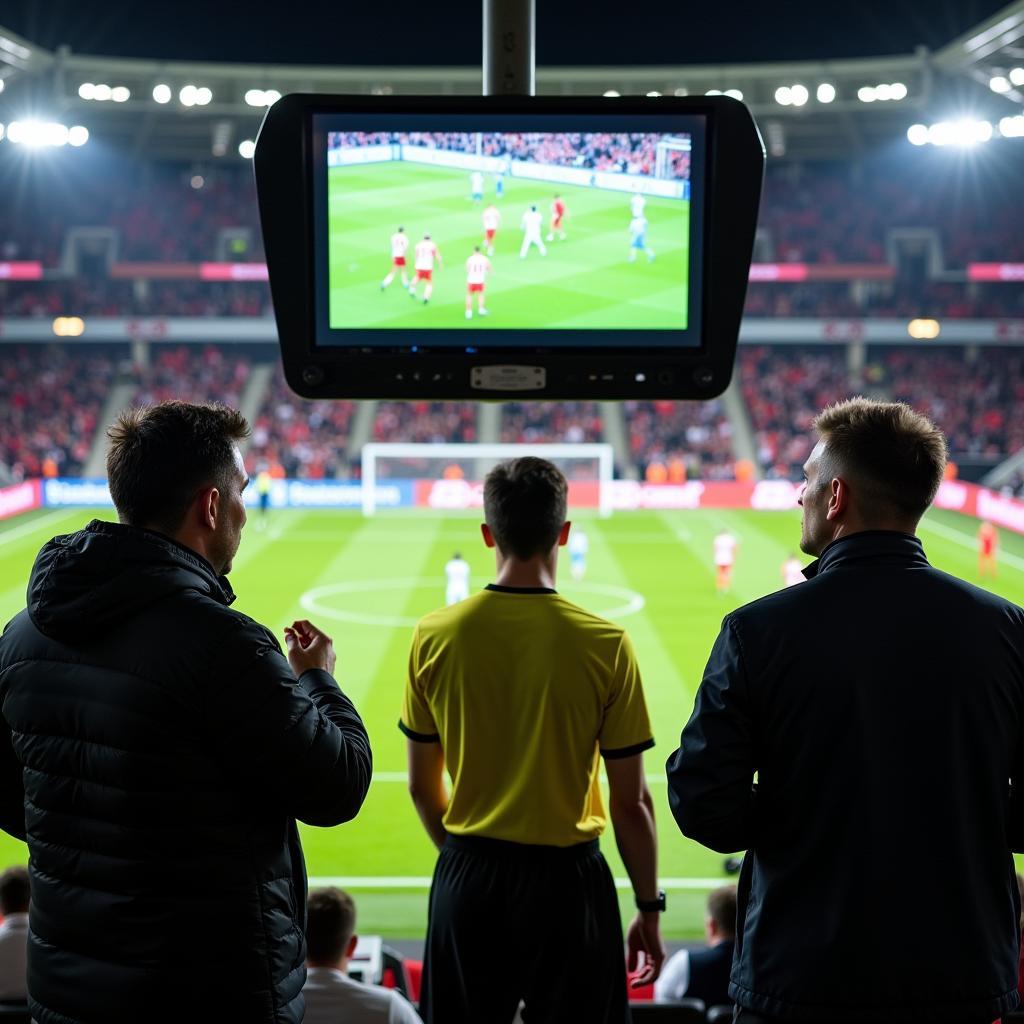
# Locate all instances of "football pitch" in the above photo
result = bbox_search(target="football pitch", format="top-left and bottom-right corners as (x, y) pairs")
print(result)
(2, 505), (1024, 939)
(327, 162), (690, 330)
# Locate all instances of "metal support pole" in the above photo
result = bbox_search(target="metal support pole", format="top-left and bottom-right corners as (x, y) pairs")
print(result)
(483, 0), (536, 96)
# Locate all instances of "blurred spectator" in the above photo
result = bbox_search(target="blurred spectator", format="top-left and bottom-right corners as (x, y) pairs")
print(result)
(303, 887), (422, 1024)
(0, 866), (29, 1002)
(626, 400), (734, 480)
(500, 402), (602, 445)
(654, 885), (736, 1009)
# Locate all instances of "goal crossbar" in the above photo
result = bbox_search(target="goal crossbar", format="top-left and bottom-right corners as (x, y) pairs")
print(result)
(361, 442), (615, 517)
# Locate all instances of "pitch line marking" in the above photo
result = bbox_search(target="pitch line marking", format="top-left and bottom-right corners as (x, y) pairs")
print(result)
(308, 876), (726, 890)
(300, 577), (646, 628)
(0, 510), (84, 547)
(920, 518), (1024, 572)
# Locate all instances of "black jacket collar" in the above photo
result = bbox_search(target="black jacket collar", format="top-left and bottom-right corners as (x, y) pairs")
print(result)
(804, 530), (930, 579)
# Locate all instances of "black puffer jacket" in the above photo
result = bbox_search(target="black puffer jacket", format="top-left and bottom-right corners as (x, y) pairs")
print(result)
(0, 520), (373, 1024)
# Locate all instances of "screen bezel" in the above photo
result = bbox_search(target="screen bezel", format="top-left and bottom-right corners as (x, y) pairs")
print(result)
(255, 94), (764, 400)
(310, 112), (706, 350)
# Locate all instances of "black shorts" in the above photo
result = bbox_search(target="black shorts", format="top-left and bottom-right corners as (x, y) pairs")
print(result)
(419, 834), (629, 1024)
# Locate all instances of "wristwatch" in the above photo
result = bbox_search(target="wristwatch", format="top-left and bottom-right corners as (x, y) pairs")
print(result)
(635, 890), (667, 913)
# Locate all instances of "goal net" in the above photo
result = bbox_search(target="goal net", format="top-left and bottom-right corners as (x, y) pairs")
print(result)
(361, 443), (615, 517)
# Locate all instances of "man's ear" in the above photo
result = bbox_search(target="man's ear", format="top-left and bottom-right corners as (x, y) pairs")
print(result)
(481, 523), (497, 549)
(558, 521), (571, 547)
(346, 934), (359, 959)
(194, 485), (219, 531)
(825, 477), (849, 521)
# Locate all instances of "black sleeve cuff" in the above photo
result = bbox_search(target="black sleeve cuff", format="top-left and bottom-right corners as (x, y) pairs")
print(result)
(398, 719), (441, 743)
(601, 737), (656, 760)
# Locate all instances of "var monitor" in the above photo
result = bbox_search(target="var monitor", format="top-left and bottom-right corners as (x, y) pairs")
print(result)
(254, 94), (764, 400)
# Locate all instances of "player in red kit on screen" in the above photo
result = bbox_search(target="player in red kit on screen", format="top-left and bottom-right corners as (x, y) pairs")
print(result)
(380, 226), (410, 291)
(547, 194), (567, 241)
(465, 246), (492, 320)
(481, 204), (501, 256)
(410, 233), (442, 304)
(978, 519), (999, 578)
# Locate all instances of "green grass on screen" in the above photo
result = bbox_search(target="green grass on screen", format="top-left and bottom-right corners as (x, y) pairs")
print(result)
(327, 162), (690, 330)
(2, 505), (1023, 939)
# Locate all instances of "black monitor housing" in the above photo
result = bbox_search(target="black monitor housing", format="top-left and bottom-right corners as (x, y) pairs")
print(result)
(255, 93), (764, 400)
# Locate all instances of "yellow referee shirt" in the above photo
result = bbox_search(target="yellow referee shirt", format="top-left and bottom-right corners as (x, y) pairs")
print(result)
(400, 584), (654, 847)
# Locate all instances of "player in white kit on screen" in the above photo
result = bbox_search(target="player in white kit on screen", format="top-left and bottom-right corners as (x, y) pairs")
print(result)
(445, 552), (471, 605)
(470, 171), (484, 202)
(714, 529), (738, 594)
(409, 233), (442, 304)
(465, 246), (492, 320)
(519, 205), (547, 258)
(380, 226), (410, 290)
(482, 204), (501, 255)
(630, 191), (646, 218)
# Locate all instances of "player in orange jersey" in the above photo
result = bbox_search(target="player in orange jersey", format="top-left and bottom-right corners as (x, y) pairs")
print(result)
(714, 529), (738, 594)
(409, 233), (442, 304)
(380, 226), (410, 290)
(978, 519), (999, 578)
(546, 194), (567, 241)
(481, 204), (501, 256)
(464, 246), (492, 320)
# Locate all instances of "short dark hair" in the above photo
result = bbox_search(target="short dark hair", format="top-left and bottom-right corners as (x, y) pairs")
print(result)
(0, 866), (29, 915)
(813, 397), (947, 520)
(484, 457), (567, 560)
(106, 401), (250, 533)
(306, 887), (356, 965)
(707, 884), (737, 940)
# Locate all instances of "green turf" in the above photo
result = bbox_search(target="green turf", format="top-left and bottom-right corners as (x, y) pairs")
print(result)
(2, 505), (1023, 939)
(328, 162), (689, 330)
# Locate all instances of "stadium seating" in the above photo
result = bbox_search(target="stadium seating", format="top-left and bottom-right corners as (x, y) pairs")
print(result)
(625, 399), (734, 480)
(500, 402), (603, 444)
(373, 402), (476, 444)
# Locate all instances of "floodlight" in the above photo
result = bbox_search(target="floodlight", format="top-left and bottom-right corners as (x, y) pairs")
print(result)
(52, 317), (86, 337)
(646, 91), (662, 97)
(238, 139), (256, 159)
(907, 319), (940, 340)
(245, 89), (266, 106)
(1010, 68), (1024, 86)
(875, 84), (893, 101)
(195, 87), (213, 105)
(68, 125), (89, 146)
(180, 85), (198, 106)
(790, 84), (808, 106)
(78, 83), (96, 100)
(111, 86), (130, 103)
(153, 84), (172, 104)
(265, 90), (282, 105)
(93, 84), (112, 102)
(999, 115), (1024, 138)
(816, 83), (836, 103)
(890, 82), (907, 100)
(724, 89), (743, 101)
(907, 124), (928, 146)
(858, 86), (877, 102)
(774, 86), (792, 105)
(603, 90), (620, 97)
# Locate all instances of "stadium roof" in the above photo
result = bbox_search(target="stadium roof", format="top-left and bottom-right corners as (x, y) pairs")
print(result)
(0, 1), (1022, 162)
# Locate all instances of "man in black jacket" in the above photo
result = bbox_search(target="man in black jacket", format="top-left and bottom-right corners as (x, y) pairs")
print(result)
(0, 401), (373, 1024)
(667, 397), (1024, 1024)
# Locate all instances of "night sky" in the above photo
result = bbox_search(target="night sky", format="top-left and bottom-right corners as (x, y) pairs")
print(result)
(1, 0), (1012, 67)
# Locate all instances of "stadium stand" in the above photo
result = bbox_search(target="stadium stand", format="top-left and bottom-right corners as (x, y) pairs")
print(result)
(499, 402), (603, 444)
(625, 400), (735, 481)
(373, 402), (477, 444)
(132, 345), (250, 409)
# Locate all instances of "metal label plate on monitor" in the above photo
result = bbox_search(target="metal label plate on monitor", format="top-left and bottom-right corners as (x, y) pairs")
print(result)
(472, 365), (547, 390)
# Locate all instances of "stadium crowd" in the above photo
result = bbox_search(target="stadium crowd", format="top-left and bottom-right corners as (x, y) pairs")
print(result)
(500, 401), (603, 445)
(626, 399), (736, 482)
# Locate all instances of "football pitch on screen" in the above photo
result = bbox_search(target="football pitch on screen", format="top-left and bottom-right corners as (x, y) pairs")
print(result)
(3, 505), (1024, 939)
(327, 162), (690, 330)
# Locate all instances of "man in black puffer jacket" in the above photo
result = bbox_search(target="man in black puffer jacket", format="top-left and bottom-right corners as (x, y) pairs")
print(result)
(0, 401), (373, 1024)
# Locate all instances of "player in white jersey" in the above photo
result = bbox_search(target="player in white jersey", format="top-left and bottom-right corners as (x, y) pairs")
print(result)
(568, 528), (589, 581)
(629, 215), (655, 263)
(781, 554), (805, 587)
(481, 204), (501, 255)
(409, 233), (442, 304)
(470, 171), (484, 203)
(445, 551), (471, 605)
(713, 529), (738, 594)
(630, 191), (646, 218)
(380, 226), (410, 290)
(464, 246), (492, 320)
(519, 205), (547, 258)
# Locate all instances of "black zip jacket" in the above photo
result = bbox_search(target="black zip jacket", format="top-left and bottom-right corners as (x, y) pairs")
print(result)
(666, 531), (1024, 1023)
(0, 520), (372, 1024)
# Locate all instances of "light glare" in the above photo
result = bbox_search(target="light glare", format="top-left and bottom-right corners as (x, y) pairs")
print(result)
(153, 84), (171, 104)
(68, 125), (89, 147)
(858, 86), (877, 102)
(195, 87), (212, 105)
(907, 123), (929, 146)
(93, 84), (112, 102)
(790, 84), (809, 106)
(990, 76), (1011, 94)
(111, 86), (130, 103)
(1010, 68), (1024, 86)
(890, 82), (908, 101)
(816, 83), (836, 103)
(245, 89), (265, 106)
(180, 85), (198, 106)
(725, 89), (744, 101)
(238, 139), (256, 159)
(774, 86), (792, 105)
(78, 83), (96, 100)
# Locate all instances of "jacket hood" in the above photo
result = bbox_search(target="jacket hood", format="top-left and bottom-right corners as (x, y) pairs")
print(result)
(27, 519), (235, 643)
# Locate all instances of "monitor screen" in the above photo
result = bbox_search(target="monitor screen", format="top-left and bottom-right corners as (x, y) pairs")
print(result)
(311, 113), (706, 351)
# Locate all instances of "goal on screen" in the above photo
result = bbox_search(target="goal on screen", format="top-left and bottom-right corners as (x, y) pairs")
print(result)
(361, 443), (615, 518)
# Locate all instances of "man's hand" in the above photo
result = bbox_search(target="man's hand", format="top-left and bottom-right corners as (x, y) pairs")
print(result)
(284, 619), (336, 678)
(626, 911), (666, 988)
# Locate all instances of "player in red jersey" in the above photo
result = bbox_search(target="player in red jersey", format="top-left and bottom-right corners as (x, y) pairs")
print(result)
(380, 226), (410, 290)
(409, 233), (442, 304)
(546, 194), (567, 241)
(481, 204), (501, 256)
(464, 246), (492, 320)
(978, 519), (999, 578)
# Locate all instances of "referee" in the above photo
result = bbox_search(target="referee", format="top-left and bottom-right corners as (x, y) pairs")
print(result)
(401, 457), (665, 1024)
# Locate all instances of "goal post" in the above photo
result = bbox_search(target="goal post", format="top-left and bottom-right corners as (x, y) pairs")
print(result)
(361, 442), (615, 518)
